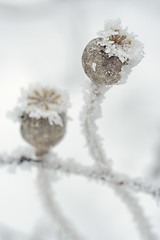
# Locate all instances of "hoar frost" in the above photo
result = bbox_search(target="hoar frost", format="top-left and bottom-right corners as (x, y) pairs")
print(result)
(97, 19), (144, 65)
(9, 83), (69, 126)
(8, 83), (69, 156)
(82, 19), (144, 85)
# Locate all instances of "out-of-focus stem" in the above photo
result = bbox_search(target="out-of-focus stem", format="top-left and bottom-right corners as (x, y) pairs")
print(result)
(37, 168), (83, 240)
(114, 186), (158, 240)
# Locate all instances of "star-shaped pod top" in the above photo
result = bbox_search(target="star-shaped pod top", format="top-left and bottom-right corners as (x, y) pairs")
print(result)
(9, 83), (69, 126)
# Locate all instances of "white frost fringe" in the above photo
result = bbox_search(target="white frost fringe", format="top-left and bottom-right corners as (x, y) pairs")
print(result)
(0, 150), (160, 199)
(8, 82), (70, 126)
(80, 80), (112, 166)
(97, 19), (144, 65)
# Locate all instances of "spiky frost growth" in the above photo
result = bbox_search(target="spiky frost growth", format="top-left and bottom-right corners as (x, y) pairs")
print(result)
(80, 80), (112, 166)
(9, 83), (69, 126)
(82, 19), (144, 85)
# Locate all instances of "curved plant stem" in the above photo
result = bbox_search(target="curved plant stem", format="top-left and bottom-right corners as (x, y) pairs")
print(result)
(37, 167), (83, 240)
(114, 186), (158, 240)
(80, 81), (158, 240)
(80, 81), (111, 166)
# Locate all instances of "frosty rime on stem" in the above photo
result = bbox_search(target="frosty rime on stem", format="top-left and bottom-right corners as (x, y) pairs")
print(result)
(81, 19), (144, 167)
(10, 84), (69, 156)
(80, 20), (158, 240)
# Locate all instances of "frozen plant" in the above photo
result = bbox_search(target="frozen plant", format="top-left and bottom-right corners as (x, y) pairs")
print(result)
(82, 18), (144, 85)
(9, 83), (69, 156)
(1, 19), (160, 240)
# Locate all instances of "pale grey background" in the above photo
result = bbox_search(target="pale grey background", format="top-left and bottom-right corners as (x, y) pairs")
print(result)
(0, 0), (160, 239)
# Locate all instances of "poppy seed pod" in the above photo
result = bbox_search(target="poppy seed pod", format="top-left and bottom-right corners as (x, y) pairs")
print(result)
(21, 113), (66, 156)
(82, 19), (144, 85)
(82, 38), (124, 85)
(10, 84), (69, 156)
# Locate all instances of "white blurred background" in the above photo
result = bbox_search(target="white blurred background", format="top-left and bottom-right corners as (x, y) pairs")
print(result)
(0, 0), (160, 239)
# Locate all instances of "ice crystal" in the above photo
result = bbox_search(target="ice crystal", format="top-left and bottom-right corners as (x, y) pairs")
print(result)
(97, 19), (144, 64)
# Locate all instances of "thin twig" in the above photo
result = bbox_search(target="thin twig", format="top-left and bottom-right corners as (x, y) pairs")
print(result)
(80, 81), (159, 240)
(37, 167), (83, 240)
(1, 154), (160, 200)
(80, 81), (112, 166)
(113, 186), (158, 240)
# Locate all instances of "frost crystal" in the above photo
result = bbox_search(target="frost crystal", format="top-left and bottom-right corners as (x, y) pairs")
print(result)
(82, 19), (144, 86)
(97, 19), (144, 84)
(97, 19), (144, 64)
(9, 83), (69, 126)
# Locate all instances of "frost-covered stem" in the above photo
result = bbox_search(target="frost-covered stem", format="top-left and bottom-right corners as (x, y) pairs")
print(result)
(5, 154), (160, 199)
(1, 154), (160, 199)
(80, 81), (111, 166)
(80, 81), (157, 238)
(114, 186), (158, 240)
(37, 167), (83, 240)
(39, 156), (159, 240)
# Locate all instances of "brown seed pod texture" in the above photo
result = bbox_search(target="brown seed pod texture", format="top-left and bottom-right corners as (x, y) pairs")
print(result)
(82, 38), (123, 85)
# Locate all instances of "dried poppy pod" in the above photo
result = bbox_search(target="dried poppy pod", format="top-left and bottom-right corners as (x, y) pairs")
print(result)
(10, 84), (69, 156)
(21, 113), (66, 156)
(82, 38), (123, 85)
(82, 19), (144, 85)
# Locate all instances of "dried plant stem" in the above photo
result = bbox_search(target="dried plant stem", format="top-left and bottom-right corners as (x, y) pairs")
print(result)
(113, 186), (158, 240)
(0, 155), (159, 240)
(37, 167), (83, 240)
(0, 155), (160, 199)
(80, 81), (111, 166)
(80, 82), (158, 240)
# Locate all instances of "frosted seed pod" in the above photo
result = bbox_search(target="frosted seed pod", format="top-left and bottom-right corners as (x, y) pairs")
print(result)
(21, 113), (66, 156)
(82, 19), (144, 85)
(82, 38), (123, 85)
(10, 84), (69, 156)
